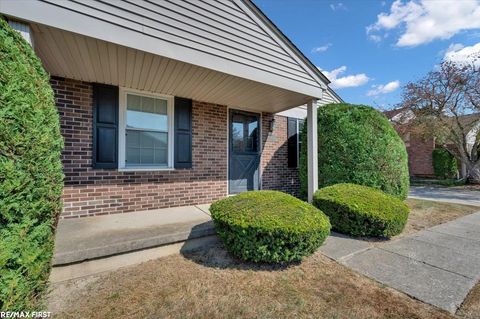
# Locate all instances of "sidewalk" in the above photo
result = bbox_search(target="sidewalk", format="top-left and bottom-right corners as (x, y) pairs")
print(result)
(319, 212), (480, 313)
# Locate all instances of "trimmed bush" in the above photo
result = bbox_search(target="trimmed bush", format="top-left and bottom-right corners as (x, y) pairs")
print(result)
(313, 184), (409, 237)
(210, 191), (331, 263)
(299, 103), (409, 200)
(1, 19), (63, 310)
(432, 148), (457, 179)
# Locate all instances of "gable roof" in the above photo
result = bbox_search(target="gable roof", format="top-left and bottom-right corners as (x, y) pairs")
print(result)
(0, 0), (327, 99)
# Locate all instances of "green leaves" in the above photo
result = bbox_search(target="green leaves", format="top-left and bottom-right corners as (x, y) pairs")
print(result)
(313, 184), (409, 238)
(299, 103), (409, 200)
(432, 148), (457, 179)
(0, 19), (63, 310)
(210, 191), (331, 263)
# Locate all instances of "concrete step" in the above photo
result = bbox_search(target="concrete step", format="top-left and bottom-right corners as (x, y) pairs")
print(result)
(50, 235), (220, 283)
(53, 205), (213, 265)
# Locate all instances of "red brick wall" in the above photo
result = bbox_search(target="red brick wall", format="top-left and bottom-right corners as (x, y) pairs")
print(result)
(406, 133), (436, 177)
(52, 77), (228, 218)
(52, 76), (299, 218)
(260, 113), (301, 196)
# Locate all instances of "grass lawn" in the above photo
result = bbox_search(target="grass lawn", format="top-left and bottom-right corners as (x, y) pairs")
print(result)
(51, 199), (479, 319)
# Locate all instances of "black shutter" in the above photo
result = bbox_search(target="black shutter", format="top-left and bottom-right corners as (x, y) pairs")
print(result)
(92, 83), (118, 169)
(287, 117), (298, 168)
(174, 97), (192, 169)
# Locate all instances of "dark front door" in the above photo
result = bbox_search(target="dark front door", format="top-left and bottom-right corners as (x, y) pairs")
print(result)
(229, 110), (260, 194)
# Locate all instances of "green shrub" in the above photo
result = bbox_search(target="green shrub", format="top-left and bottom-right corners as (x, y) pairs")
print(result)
(0, 19), (63, 310)
(432, 148), (457, 179)
(313, 184), (409, 237)
(299, 103), (409, 200)
(210, 191), (331, 263)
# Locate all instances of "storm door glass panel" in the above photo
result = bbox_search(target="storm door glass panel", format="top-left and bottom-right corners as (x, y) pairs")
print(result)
(126, 93), (169, 167)
(232, 115), (245, 152)
(246, 116), (258, 152)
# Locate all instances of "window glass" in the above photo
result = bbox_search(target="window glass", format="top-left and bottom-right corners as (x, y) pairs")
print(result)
(126, 94), (168, 131)
(232, 119), (244, 152)
(126, 130), (168, 166)
(232, 114), (258, 153)
(246, 117), (258, 152)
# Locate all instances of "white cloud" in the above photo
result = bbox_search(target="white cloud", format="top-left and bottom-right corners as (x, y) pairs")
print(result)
(330, 2), (347, 11)
(368, 34), (382, 43)
(367, 80), (400, 96)
(444, 42), (480, 66)
(367, 0), (480, 47)
(321, 66), (370, 89)
(311, 43), (332, 53)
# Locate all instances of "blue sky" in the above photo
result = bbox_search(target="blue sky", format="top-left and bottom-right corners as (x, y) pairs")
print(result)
(254, 0), (480, 110)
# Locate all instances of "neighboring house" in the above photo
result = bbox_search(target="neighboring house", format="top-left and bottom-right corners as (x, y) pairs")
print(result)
(0, 0), (341, 218)
(384, 108), (437, 177)
(385, 108), (480, 179)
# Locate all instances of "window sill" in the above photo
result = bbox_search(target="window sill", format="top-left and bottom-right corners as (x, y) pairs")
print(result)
(118, 167), (175, 172)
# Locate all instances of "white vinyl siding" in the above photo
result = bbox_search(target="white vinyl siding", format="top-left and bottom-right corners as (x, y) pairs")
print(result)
(37, 0), (316, 86)
(318, 88), (340, 106)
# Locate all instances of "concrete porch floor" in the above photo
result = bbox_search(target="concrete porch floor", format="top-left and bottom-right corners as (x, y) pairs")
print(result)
(53, 204), (213, 266)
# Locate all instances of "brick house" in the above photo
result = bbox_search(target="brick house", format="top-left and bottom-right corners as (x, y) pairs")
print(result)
(385, 108), (480, 179)
(1, 0), (342, 219)
(384, 108), (438, 178)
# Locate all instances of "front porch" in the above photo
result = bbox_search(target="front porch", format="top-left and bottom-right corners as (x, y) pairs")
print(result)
(51, 204), (220, 282)
(54, 204), (215, 266)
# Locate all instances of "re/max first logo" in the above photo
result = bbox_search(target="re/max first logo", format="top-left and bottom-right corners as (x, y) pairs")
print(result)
(0, 312), (51, 318)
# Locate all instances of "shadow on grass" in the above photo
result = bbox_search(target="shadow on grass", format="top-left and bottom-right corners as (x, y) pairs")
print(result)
(179, 222), (301, 272)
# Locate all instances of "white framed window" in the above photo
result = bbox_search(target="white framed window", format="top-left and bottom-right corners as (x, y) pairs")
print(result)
(118, 88), (174, 170)
(297, 119), (304, 167)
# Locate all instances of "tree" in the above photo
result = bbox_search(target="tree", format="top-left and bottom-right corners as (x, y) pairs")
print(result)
(399, 54), (480, 183)
(1, 19), (63, 309)
(299, 103), (409, 200)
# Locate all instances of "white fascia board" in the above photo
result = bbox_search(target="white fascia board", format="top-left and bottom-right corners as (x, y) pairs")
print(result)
(0, 0), (324, 99)
(276, 106), (307, 119)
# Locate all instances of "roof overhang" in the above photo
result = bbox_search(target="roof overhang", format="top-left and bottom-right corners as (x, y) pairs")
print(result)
(0, 0), (327, 105)
(28, 23), (319, 112)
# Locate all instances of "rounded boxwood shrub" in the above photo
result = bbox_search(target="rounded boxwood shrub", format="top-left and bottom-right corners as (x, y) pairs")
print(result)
(432, 148), (457, 179)
(210, 191), (331, 263)
(313, 184), (409, 237)
(299, 103), (409, 200)
(1, 19), (63, 310)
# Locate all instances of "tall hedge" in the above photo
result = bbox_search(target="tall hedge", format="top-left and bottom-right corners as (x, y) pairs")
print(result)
(432, 148), (457, 179)
(0, 19), (63, 310)
(299, 103), (409, 199)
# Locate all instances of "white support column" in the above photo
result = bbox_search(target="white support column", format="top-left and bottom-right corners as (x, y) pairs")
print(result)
(307, 98), (318, 203)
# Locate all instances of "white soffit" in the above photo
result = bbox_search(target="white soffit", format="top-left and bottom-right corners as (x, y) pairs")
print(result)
(31, 24), (312, 112)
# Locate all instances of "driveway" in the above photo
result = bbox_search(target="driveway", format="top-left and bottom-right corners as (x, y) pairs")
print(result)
(409, 186), (480, 207)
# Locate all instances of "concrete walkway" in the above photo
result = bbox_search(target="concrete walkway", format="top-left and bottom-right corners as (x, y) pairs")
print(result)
(53, 204), (213, 265)
(320, 212), (480, 313)
(409, 186), (480, 207)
